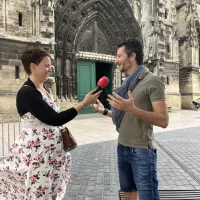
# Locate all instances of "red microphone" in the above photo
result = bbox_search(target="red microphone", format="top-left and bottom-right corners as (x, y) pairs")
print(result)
(93, 76), (109, 94)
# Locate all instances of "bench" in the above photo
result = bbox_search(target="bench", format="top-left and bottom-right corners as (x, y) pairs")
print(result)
(119, 190), (200, 199)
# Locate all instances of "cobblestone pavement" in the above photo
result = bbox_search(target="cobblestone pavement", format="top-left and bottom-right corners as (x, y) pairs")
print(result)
(156, 127), (200, 191)
(63, 110), (200, 199)
(1, 110), (200, 199)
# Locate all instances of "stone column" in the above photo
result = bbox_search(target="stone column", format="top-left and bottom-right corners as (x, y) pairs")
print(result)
(36, 2), (40, 36)
(179, 67), (200, 109)
(178, 1), (200, 109)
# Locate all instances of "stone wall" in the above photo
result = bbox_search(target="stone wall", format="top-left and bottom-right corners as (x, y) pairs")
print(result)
(166, 94), (181, 110)
(57, 101), (78, 111)
(0, 0), (55, 112)
(164, 61), (181, 109)
(140, 0), (181, 110)
(0, 0), (199, 112)
(0, 0), (32, 38)
(0, 95), (16, 112)
(0, 39), (27, 112)
(0, 38), (54, 112)
(179, 67), (200, 109)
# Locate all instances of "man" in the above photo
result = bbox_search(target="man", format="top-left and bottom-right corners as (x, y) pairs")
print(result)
(91, 39), (168, 200)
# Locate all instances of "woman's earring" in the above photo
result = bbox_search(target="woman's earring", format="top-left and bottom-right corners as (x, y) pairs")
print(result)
(34, 72), (38, 77)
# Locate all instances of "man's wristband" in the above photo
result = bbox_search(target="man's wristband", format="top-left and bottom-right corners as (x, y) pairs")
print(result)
(103, 108), (108, 115)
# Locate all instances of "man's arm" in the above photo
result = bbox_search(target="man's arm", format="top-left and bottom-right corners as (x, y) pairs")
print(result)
(91, 99), (113, 117)
(107, 75), (169, 128)
(96, 107), (113, 118)
(105, 110), (112, 118)
(129, 100), (168, 128)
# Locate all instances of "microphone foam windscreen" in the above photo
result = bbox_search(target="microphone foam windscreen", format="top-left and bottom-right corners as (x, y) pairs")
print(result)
(97, 76), (109, 89)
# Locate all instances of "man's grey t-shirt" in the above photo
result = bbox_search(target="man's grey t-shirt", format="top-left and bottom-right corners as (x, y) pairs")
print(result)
(118, 69), (166, 149)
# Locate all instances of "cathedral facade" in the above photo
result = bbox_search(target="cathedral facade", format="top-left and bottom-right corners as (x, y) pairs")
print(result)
(0, 0), (199, 112)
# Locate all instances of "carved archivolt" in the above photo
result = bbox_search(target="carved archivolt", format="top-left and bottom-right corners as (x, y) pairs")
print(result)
(54, 0), (141, 100)
(55, 0), (141, 57)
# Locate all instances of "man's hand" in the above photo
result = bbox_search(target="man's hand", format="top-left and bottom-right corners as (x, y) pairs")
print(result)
(107, 90), (135, 112)
(107, 90), (168, 128)
(90, 99), (105, 114)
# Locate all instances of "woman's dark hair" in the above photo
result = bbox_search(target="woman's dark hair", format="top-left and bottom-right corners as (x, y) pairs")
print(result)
(117, 39), (144, 65)
(21, 48), (51, 75)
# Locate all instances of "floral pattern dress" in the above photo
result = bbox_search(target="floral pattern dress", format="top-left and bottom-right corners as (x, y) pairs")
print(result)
(0, 92), (71, 200)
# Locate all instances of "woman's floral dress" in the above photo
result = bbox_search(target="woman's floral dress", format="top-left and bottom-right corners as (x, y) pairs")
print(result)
(0, 92), (71, 200)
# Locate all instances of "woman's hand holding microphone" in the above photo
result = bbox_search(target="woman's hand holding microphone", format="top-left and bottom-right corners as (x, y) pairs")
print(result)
(74, 90), (102, 113)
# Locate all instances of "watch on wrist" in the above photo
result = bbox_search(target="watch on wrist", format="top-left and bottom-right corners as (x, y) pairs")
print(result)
(103, 108), (108, 115)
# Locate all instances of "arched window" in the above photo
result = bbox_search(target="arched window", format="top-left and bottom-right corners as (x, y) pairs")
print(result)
(15, 66), (20, 79)
(167, 76), (170, 85)
(166, 44), (170, 59)
(18, 12), (22, 27)
(166, 44), (170, 53)
(165, 9), (168, 19)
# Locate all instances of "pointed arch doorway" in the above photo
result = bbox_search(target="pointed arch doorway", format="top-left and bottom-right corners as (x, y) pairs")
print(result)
(55, 0), (142, 113)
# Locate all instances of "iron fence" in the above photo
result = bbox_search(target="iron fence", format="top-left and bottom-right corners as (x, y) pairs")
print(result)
(0, 113), (21, 158)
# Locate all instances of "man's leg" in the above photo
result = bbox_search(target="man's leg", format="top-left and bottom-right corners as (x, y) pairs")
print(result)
(124, 192), (138, 200)
(117, 143), (138, 200)
(131, 148), (159, 200)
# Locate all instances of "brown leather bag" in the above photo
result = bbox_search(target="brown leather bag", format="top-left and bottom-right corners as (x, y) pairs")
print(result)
(60, 127), (77, 152)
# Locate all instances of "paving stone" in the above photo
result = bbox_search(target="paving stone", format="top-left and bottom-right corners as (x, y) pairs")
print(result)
(76, 195), (85, 200)
(64, 126), (200, 199)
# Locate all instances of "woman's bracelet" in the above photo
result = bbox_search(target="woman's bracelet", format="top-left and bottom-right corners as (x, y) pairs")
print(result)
(79, 102), (85, 109)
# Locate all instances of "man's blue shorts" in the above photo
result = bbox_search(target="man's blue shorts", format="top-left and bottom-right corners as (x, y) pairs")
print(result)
(117, 143), (159, 200)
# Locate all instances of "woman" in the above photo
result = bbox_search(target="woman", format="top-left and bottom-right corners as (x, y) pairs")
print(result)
(0, 49), (101, 200)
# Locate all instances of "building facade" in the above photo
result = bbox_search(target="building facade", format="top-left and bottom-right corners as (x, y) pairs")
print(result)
(0, 0), (199, 112)
(140, 0), (200, 110)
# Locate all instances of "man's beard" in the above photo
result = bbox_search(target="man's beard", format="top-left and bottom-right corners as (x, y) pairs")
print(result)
(120, 66), (125, 73)
(120, 63), (132, 73)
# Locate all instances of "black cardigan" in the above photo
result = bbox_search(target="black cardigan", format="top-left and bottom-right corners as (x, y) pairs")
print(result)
(16, 78), (78, 126)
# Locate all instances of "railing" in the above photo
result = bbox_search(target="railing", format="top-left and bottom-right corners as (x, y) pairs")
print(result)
(56, 75), (78, 100)
(0, 113), (21, 158)
(119, 190), (200, 199)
